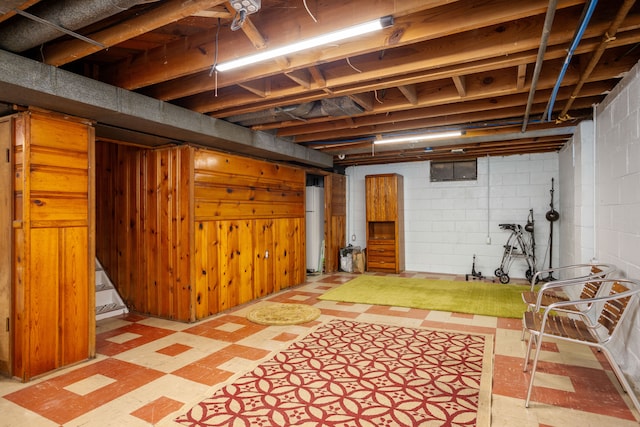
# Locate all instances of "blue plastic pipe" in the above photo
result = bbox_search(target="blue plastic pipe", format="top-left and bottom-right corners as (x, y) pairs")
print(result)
(544, 0), (599, 122)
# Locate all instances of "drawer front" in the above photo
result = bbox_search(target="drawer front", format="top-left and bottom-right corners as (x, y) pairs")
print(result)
(367, 240), (396, 254)
(367, 258), (397, 272)
(367, 239), (397, 272)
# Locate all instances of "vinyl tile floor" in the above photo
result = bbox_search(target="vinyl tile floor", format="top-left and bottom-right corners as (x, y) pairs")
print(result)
(1, 272), (639, 426)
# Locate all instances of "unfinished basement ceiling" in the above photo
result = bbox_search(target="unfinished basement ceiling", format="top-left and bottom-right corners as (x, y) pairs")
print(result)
(1, 0), (639, 168)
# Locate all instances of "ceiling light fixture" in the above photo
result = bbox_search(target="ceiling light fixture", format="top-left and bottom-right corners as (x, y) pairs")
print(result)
(216, 15), (394, 72)
(374, 130), (463, 144)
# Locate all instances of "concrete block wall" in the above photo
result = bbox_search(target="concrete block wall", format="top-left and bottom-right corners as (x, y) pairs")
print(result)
(593, 58), (640, 389)
(346, 152), (559, 279)
(558, 120), (596, 268)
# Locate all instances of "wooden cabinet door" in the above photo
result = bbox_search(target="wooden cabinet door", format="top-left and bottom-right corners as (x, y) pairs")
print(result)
(253, 219), (274, 298)
(194, 221), (220, 319)
(218, 220), (254, 311)
(274, 217), (304, 291)
(11, 111), (94, 381)
(366, 174), (398, 221)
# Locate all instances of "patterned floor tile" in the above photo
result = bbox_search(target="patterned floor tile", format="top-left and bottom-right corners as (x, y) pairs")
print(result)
(97, 323), (176, 356)
(130, 396), (185, 424)
(0, 271), (638, 426)
(4, 359), (165, 425)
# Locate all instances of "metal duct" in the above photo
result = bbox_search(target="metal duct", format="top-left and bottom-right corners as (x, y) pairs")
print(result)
(227, 103), (316, 127)
(320, 97), (364, 116)
(0, 0), (158, 53)
(227, 97), (365, 127)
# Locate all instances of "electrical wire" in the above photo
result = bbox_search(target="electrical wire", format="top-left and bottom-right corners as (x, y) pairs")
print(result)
(209, 18), (221, 96)
(346, 57), (362, 73)
(303, 0), (318, 23)
(230, 9), (247, 31)
(374, 90), (383, 104)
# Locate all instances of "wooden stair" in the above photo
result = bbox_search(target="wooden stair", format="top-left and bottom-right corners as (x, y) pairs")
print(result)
(96, 259), (128, 321)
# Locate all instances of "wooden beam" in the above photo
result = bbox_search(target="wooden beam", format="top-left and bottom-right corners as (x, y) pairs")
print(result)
(105, 0), (456, 89)
(238, 78), (271, 97)
(150, 5), (632, 108)
(192, 6), (233, 18)
(107, 0), (581, 90)
(290, 96), (598, 143)
(452, 75), (466, 97)
(517, 63), (527, 90)
(224, 1), (266, 49)
(42, 0), (227, 66)
(398, 85), (418, 105)
(272, 81), (612, 137)
(348, 93), (375, 112)
(191, 40), (636, 120)
(147, 8), (638, 102)
(0, 0), (40, 24)
(285, 69), (312, 89)
(308, 66), (327, 89)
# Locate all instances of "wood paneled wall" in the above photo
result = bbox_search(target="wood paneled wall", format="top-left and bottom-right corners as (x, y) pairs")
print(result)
(96, 144), (307, 322)
(9, 110), (94, 381)
(193, 149), (305, 318)
(95, 142), (192, 321)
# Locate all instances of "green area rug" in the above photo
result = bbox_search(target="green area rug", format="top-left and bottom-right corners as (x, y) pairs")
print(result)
(319, 275), (530, 318)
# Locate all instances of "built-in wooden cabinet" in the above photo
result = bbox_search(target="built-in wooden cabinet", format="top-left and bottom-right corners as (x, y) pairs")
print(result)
(366, 174), (404, 273)
(3, 109), (95, 381)
(96, 143), (307, 322)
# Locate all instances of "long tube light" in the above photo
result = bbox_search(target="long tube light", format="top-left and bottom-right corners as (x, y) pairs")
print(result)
(215, 15), (394, 72)
(374, 130), (463, 144)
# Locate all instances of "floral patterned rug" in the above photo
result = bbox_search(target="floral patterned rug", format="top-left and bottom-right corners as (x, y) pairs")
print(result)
(175, 319), (493, 426)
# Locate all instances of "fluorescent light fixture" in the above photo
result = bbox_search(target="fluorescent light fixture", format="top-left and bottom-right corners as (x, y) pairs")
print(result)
(216, 15), (394, 72)
(374, 130), (463, 144)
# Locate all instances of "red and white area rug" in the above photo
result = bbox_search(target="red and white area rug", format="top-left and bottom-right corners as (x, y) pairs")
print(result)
(175, 319), (492, 426)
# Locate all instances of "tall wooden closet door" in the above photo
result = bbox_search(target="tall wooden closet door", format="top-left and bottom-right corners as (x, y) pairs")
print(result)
(0, 119), (11, 376)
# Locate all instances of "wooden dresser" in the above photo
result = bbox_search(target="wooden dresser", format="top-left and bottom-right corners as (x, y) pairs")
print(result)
(365, 173), (405, 273)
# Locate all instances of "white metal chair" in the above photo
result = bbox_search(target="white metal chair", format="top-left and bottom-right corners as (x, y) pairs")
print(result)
(522, 278), (640, 412)
(520, 263), (617, 339)
(522, 263), (617, 309)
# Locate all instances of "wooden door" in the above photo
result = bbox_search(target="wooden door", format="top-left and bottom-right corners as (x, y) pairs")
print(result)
(253, 219), (274, 298)
(324, 173), (346, 273)
(194, 220), (220, 319)
(0, 118), (11, 376)
(12, 110), (94, 381)
(218, 220), (254, 311)
(274, 217), (304, 290)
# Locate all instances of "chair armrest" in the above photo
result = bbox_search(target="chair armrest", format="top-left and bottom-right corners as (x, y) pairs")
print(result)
(532, 277), (601, 310)
(529, 263), (617, 290)
(540, 280), (640, 328)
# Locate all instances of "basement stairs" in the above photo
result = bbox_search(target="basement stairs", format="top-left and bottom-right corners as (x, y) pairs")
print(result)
(96, 259), (128, 321)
